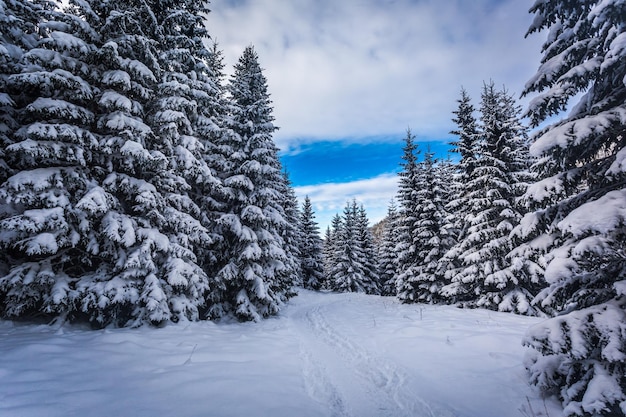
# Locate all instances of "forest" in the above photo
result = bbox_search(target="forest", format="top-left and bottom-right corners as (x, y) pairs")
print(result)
(1, 0), (625, 416)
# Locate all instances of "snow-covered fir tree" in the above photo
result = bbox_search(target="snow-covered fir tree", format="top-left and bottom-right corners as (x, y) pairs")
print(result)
(0, 0), (47, 278)
(84, 0), (202, 326)
(443, 88), (479, 246)
(520, 1), (626, 415)
(145, 0), (230, 323)
(0, 1), (104, 322)
(441, 82), (534, 313)
(377, 201), (400, 296)
(397, 149), (453, 303)
(210, 45), (296, 321)
(394, 128), (421, 295)
(278, 172), (303, 287)
(328, 200), (379, 294)
(299, 196), (324, 290)
(322, 214), (341, 288)
(355, 204), (380, 292)
(496, 89), (545, 315)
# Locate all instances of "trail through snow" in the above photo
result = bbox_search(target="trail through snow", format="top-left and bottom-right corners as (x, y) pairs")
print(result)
(0, 290), (561, 417)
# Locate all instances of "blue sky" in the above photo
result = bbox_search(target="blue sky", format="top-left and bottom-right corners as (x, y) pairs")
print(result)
(280, 138), (454, 186)
(206, 0), (546, 230)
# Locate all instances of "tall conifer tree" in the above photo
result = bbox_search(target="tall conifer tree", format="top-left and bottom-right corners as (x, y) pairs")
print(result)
(377, 201), (400, 296)
(299, 196), (324, 290)
(210, 46), (296, 321)
(0, 1), (103, 321)
(521, 1), (626, 414)
(395, 128), (421, 294)
(441, 83), (533, 312)
(397, 150), (452, 303)
(329, 200), (379, 294)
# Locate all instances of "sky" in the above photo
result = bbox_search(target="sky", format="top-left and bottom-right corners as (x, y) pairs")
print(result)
(205, 0), (547, 230)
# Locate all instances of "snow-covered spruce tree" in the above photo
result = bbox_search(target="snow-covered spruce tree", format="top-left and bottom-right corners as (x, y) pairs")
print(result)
(496, 89), (545, 315)
(396, 129), (420, 288)
(329, 200), (379, 294)
(28, 0), (220, 326)
(394, 128), (421, 295)
(0, 2), (105, 321)
(435, 156), (457, 247)
(322, 214), (341, 288)
(377, 200), (401, 296)
(398, 150), (454, 304)
(444, 88), (479, 246)
(209, 45), (296, 321)
(190, 40), (231, 280)
(441, 82), (533, 312)
(299, 196), (324, 290)
(0, 0), (48, 279)
(438, 89), (480, 300)
(142, 0), (230, 323)
(73, 0), (197, 326)
(356, 203), (380, 293)
(520, 1), (626, 415)
(278, 172), (303, 288)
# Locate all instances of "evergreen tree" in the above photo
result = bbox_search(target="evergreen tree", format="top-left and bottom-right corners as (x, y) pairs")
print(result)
(398, 150), (453, 303)
(496, 89), (545, 315)
(210, 45), (296, 321)
(435, 156), (457, 253)
(0, 0), (47, 278)
(0, 0), (45, 184)
(521, 1), (626, 414)
(394, 128), (421, 294)
(0, 1), (104, 321)
(323, 215), (341, 288)
(444, 88), (479, 246)
(279, 172), (303, 287)
(329, 200), (379, 294)
(356, 204), (380, 294)
(299, 196), (324, 290)
(146, 0), (229, 322)
(0, 0), (230, 326)
(377, 201), (400, 296)
(84, 0), (185, 326)
(441, 82), (533, 312)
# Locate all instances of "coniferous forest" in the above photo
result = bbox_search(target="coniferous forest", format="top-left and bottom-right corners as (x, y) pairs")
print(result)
(1, 0), (625, 416)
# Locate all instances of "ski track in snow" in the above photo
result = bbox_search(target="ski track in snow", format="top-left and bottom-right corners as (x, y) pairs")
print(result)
(290, 298), (452, 417)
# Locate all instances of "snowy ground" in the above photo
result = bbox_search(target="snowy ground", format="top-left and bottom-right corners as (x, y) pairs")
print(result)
(0, 291), (562, 417)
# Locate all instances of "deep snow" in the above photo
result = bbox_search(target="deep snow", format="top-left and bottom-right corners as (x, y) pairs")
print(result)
(0, 290), (562, 417)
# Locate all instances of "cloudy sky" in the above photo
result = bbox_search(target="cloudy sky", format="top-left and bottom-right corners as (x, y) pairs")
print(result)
(206, 0), (546, 230)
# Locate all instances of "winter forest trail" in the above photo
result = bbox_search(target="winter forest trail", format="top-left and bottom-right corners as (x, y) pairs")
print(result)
(284, 291), (555, 417)
(0, 291), (560, 417)
(288, 297), (446, 417)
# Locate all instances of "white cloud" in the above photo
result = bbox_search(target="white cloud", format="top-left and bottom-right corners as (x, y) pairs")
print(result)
(294, 173), (399, 231)
(207, 0), (545, 149)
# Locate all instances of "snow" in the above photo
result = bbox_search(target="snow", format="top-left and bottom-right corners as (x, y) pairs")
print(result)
(45, 31), (91, 54)
(102, 70), (132, 90)
(0, 291), (562, 417)
(530, 106), (626, 156)
(558, 189), (626, 236)
(99, 91), (135, 113)
(24, 232), (58, 255)
(26, 97), (94, 123)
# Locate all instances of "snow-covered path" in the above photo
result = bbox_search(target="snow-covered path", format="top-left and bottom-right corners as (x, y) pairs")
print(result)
(288, 296), (446, 417)
(0, 291), (560, 417)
